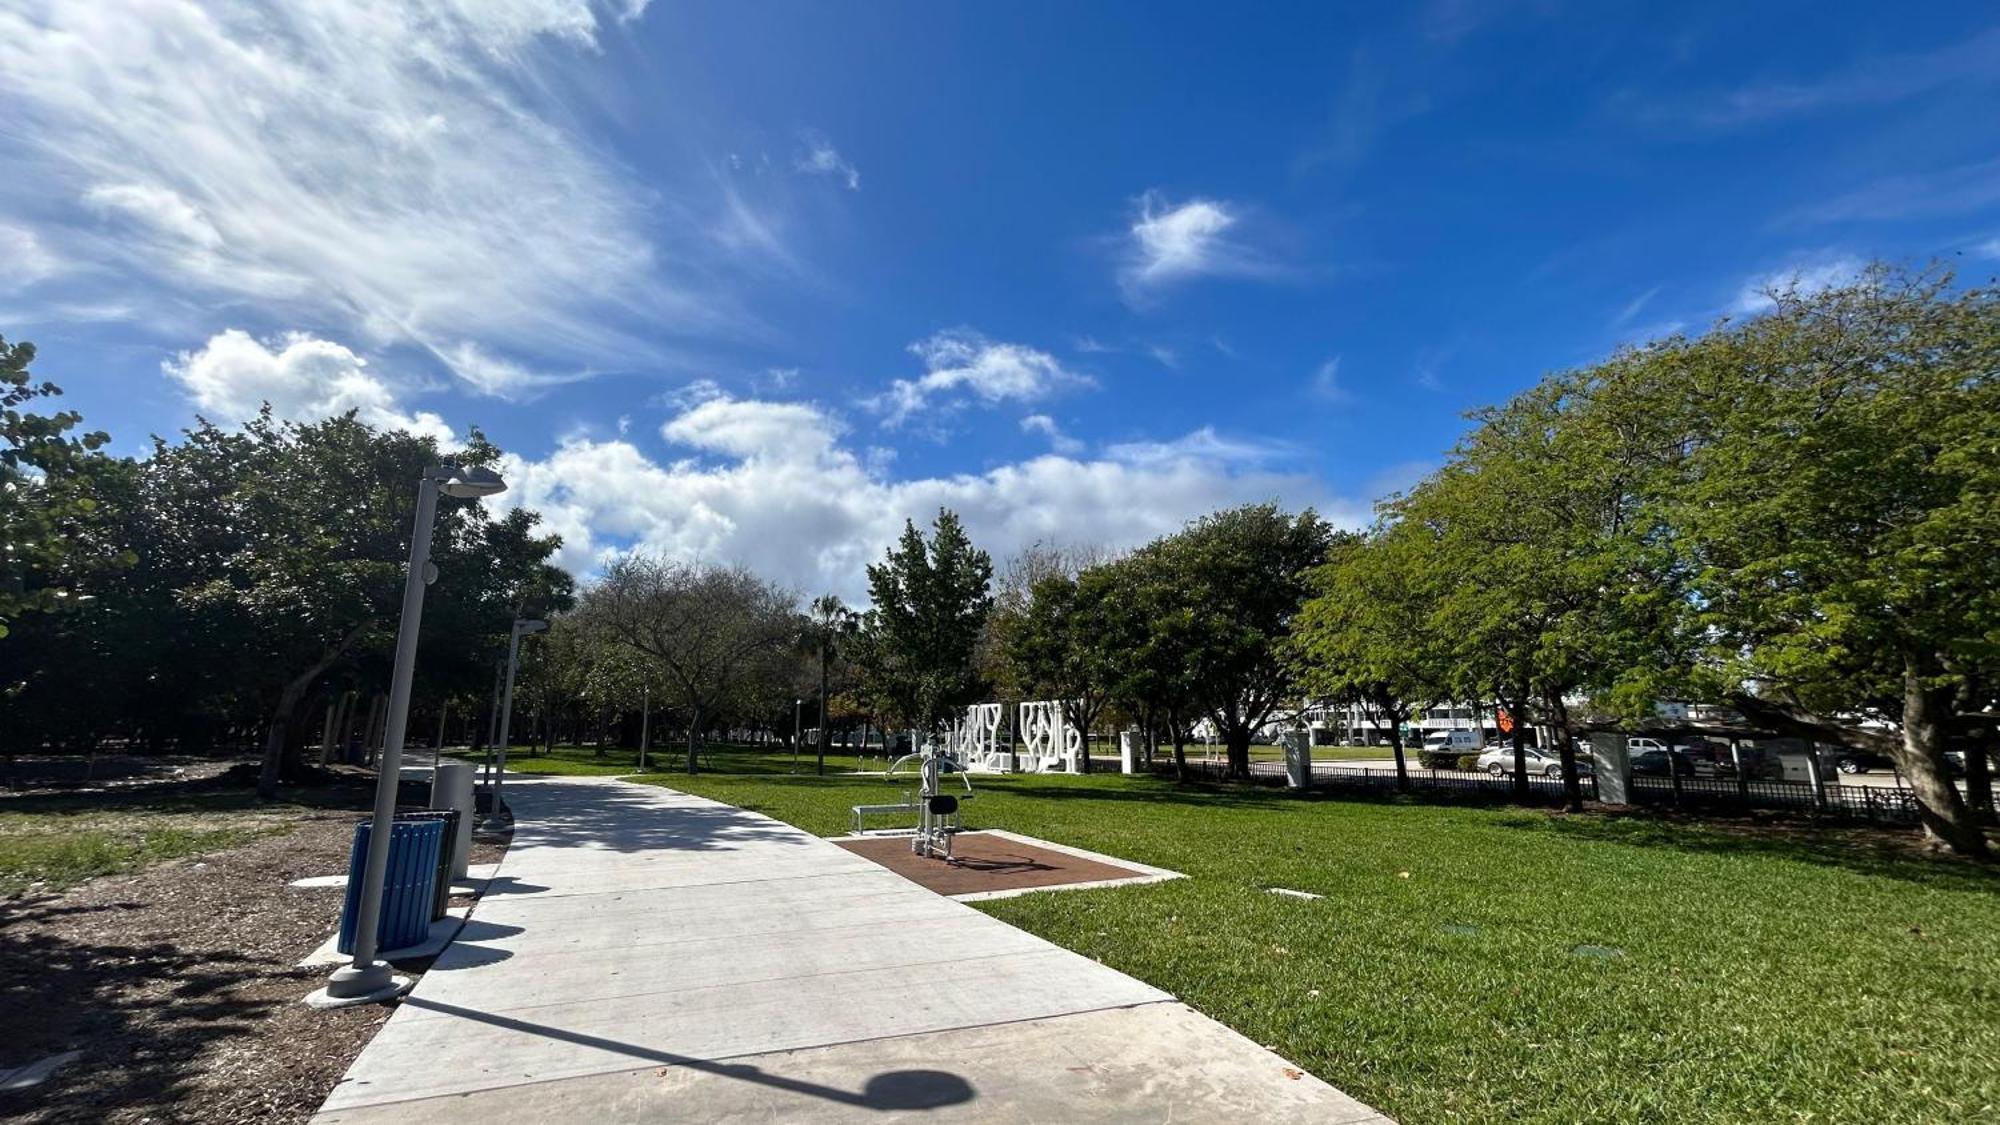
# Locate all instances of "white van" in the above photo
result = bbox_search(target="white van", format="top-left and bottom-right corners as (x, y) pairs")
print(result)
(1423, 730), (1486, 753)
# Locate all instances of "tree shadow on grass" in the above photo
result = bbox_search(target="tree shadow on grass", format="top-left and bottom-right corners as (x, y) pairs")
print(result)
(1489, 807), (2000, 894)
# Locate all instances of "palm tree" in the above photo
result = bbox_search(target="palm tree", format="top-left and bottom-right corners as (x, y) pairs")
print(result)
(810, 594), (859, 775)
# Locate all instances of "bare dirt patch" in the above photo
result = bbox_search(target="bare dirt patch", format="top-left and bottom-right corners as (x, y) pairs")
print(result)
(0, 777), (510, 1124)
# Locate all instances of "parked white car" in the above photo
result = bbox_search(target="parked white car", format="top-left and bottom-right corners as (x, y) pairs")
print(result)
(1475, 745), (1591, 778)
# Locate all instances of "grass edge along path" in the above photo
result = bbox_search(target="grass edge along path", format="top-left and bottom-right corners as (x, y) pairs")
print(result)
(587, 746), (2000, 1125)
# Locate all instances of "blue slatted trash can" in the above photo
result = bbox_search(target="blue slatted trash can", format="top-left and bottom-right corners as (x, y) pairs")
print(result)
(336, 817), (445, 956)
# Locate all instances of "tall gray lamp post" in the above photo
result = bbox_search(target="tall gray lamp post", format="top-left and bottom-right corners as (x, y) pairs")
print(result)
(318, 462), (506, 1007)
(484, 616), (547, 830)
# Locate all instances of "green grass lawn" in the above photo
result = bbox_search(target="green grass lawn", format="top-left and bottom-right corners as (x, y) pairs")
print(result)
(620, 749), (2000, 1124)
(0, 790), (296, 898)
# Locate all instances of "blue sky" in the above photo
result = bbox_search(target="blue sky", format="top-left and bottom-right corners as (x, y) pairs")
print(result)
(4, 1), (1998, 597)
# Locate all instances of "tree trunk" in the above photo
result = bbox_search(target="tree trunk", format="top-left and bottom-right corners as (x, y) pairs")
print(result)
(257, 677), (312, 799)
(1504, 694), (1530, 800)
(258, 627), (367, 798)
(1899, 659), (1988, 858)
(1224, 725), (1251, 780)
(1544, 692), (1585, 812)
(1385, 716), (1409, 791)
(816, 639), (829, 776)
(686, 703), (701, 775)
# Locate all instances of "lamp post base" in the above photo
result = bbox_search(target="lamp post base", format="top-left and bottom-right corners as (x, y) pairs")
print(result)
(307, 962), (410, 1009)
(304, 960), (410, 1000)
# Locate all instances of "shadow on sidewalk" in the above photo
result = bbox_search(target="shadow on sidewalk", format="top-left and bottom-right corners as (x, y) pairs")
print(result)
(402, 995), (976, 1113)
(503, 776), (822, 857)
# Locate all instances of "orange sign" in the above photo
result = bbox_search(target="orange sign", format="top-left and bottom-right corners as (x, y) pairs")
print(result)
(1497, 709), (1515, 734)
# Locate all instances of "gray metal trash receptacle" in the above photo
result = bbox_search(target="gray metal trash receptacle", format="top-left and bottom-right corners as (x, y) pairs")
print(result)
(430, 763), (476, 879)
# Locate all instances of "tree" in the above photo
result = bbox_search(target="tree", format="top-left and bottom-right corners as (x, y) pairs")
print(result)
(0, 336), (133, 643)
(1643, 268), (1998, 857)
(1092, 546), (1206, 777)
(861, 510), (994, 735)
(807, 594), (858, 775)
(584, 556), (797, 774)
(142, 415), (567, 795)
(1389, 358), (1688, 809)
(1153, 504), (1334, 779)
(1290, 530), (1443, 790)
(1003, 570), (1118, 774)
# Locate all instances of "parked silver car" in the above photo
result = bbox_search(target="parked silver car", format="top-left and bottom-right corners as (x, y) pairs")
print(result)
(1475, 746), (1591, 778)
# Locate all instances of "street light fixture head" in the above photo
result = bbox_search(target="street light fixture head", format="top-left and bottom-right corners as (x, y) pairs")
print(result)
(516, 618), (549, 635)
(440, 463), (508, 499)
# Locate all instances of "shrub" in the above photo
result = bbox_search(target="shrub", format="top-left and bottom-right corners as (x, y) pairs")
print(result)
(1456, 754), (1481, 771)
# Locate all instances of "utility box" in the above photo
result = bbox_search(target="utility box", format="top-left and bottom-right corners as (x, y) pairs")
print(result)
(1281, 731), (1312, 790)
(1119, 731), (1142, 775)
(1591, 732), (1631, 805)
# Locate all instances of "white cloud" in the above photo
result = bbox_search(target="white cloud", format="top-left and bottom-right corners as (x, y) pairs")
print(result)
(1973, 237), (2000, 260)
(1019, 413), (1083, 455)
(1102, 426), (1280, 468)
(0, 1), (704, 394)
(0, 224), (58, 290)
(439, 342), (587, 400)
(872, 329), (1087, 428)
(1121, 192), (1242, 297)
(1116, 190), (1288, 303)
(83, 183), (222, 249)
(165, 329), (455, 446)
(1310, 357), (1350, 402)
(494, 403), (1356, 600)
(662, 394), (841, 465)
(794, 134), (861, 191)
(1732, 256), (1866, 315)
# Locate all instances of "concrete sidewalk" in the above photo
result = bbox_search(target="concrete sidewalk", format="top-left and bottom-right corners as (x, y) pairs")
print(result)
(313, 774), (1389, 1123)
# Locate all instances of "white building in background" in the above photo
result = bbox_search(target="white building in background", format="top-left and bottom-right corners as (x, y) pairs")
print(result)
(1299, 701), (1514, 746)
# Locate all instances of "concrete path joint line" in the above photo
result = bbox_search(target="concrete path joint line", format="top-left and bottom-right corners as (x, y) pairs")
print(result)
(312, 773), (1392, 1124)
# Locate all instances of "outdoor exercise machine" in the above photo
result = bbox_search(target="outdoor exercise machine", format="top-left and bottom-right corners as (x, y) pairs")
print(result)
(850, 742), (975, 860)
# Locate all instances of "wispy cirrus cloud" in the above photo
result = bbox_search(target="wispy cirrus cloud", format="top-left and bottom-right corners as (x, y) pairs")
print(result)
(1636, 26), (2000, 128)
(1778, 157), (2000, 227)
(0, 1), (742, 398)
(1731, 255), (1867, 316)
(1311, 357), (1351, 402)
(794, 132), (861, 190)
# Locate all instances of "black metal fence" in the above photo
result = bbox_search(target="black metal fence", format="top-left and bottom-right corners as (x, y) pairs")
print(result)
(1152, 757), (1923, 825)
(1627, 773), (1921, 824)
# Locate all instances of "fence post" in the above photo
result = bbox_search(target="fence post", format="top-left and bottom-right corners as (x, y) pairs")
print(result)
(1665, 736), (1684, 806)
(1804, 740), (1830, 812)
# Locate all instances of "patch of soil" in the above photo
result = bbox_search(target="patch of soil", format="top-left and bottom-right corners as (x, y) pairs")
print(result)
(0, 755), (243, 798)
(835, 831), (1151, 896)
(0, 788), (511, 1124)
